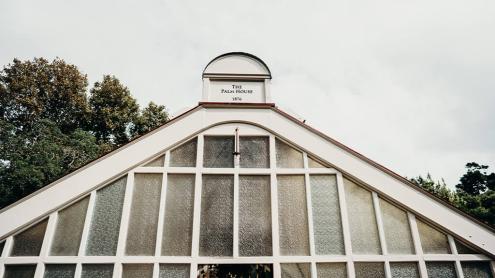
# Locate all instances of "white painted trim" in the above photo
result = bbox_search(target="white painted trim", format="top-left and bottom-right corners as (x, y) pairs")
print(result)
(336, 172), (355, 278)
(116, 172), (135, 257)
(1, 107), (493, 258)
(409, 213), (428, 278)
(78, 192), (96, 257)
(154, 170), (168, 257)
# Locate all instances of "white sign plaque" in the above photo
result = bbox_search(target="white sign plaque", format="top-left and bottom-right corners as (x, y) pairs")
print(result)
(209, 81), (265, 103)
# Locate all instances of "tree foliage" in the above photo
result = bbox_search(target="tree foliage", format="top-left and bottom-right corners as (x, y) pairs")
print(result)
(411, 163), (495, 227)
(0, 58), (168, 208)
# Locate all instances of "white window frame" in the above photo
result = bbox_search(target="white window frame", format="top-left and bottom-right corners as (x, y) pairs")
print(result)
(0, 123), (493, 278)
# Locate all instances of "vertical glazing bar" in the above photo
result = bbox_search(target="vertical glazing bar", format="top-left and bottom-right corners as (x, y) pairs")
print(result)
(449, 235), (465, 278)
(116, 173), (135, 257)
(311, 262), (317, 278)
(155, 170), (168, 257)
(190, 263), (198, 278)
(40, 212), (58, 258)
(372, 192), (391, 278)
(408, 213), (428, 278)
(336, 172), (354, 277)
(233, 173), (239, 258)
(303, 153), (316, 257)
(1, 236), (13, 257)
(113, 263), (122, 278)
(152, 262), (159, 278)
(269, 135), (280, 258)
(74, 263), (82, 278)
(191, 134), (204, 257)
(78, 191), (96, 256)
(33, 263), (44, 278)
(273, 262), (281, 278)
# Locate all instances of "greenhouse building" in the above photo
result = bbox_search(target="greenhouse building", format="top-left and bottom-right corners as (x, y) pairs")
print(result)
(0, 53), (494, 278)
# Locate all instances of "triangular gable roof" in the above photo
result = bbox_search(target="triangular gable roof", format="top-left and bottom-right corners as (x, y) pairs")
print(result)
(1, 103), (494, 257)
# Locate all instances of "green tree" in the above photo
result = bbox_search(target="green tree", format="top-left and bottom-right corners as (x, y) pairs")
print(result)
(412, 163), (495, 226)
(0, 58), (89, 133)
(0, 119), (101, 207)
(0, 58), (169, 208)
(410, 173), (456, 203)
(89, 75), (139, 146)
(132, 101), (169, 136)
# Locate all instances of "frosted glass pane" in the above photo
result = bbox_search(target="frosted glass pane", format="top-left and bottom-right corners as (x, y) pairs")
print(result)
(275, 139), (303, 168)
(81, 264), (113, 278)
(280, 263), (311, 278)
(239, 175), (272, 256)
(122, 264), (153, 278)
(144, 155), (164, 167)
(426, 262), (457, 278)
(170, 138), (197, 167)
(86, 176), (127, 256)
(203, 136), (234, 168)
(355, 262), (385, 278)
(199, 175), (234, 256)
(310, 175), (344, 255)
(43, 264), (76, 278)
(240, 137), (269, 168)
(126, 173), (162, 255)
(379, 198), (414, 254)
(417, 220), (450, 254)
(4, 265), (36, 278)
(278, 175), (310, 255)
(455, 239), (478, 254)
(11, 218), (48, 256)
(343, 178), (381, 254)
(50, 197), (89, 255)
(162, 174), (195, 256)
(308, 156), (326, 168)
(390, 262), (419, 278)
(316, 263), (347, 277)
(462, 262), (493, 278)
(0, 240), (4, 255)
(159, 264), (190, 278)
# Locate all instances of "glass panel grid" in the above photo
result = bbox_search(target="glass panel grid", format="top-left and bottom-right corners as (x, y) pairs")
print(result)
(240, 136), (270, 168)
(125, 173), (162, 255)
(50, 197), (89, 256)
(162, 174), (195, 256)
(239, 175), (272, 256)
(170, 138), (197, 167)
(344, 178), (381, 255)
(277, 175), (310, 255)
(199, 175), (234, 256)
(203, 136), (234, 168)
(11, 218), (48, 256)
(85, 176), (127, 256)
(310, 174), (344, 255)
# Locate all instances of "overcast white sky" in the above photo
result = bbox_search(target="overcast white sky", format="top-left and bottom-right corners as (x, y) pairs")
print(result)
(1, 0), (494, 187)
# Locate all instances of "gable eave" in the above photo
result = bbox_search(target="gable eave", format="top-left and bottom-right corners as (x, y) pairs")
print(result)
(1, 103), (494, 257)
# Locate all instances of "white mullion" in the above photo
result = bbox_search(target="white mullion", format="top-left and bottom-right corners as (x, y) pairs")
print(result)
(269, 135), (280, 260)
(372, 192), (392, 278)
(303, 153), (316, 258)
(0, 264), (3, 278)
(191, 134), (204, 258)
(408, 213), (428, 278)
(33, 262), (44, 278)
(2, 236), (13, 257)
(153, 262), (159, 278)
(40, 212), (58, 258)
(335, 172), (354, 278)
(78, 191), (96, 256)
(449, 235), (465, 278)
(190, 263), (197, 278)
(154, 171), (169, 257)
(311, 261), (317, 278)
(113, 263), (122, 278)
(490, 261), (495, 278)
(164, 150), (171, 168)
(233, 173), (240, 258)
(274, 262), (281, 278)
(74, 263), (82, 278)
(372, 192), (388, 256)
(116, 172), (135, 257)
